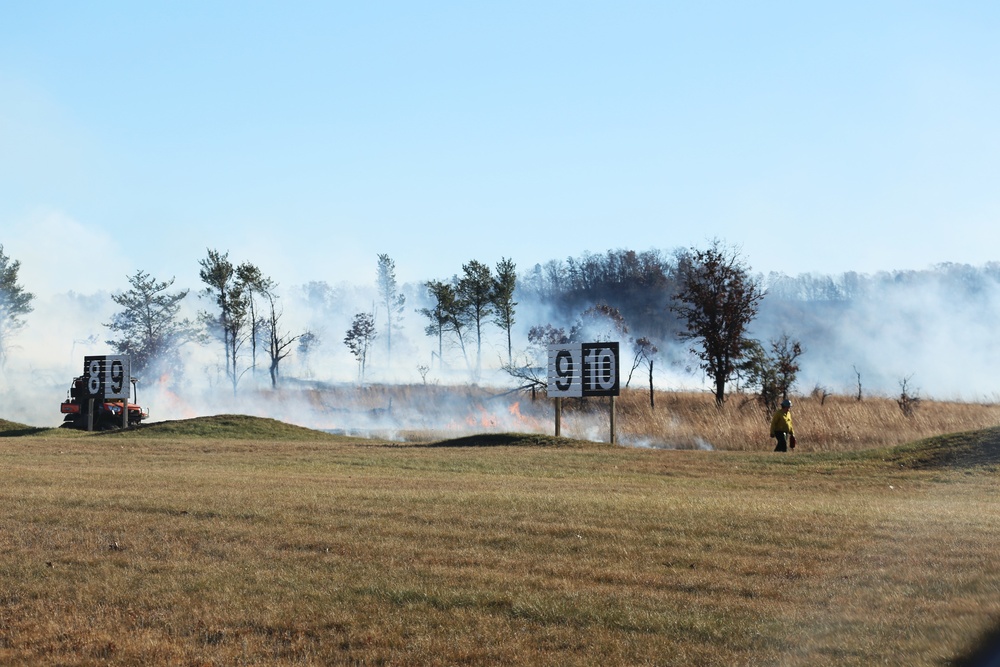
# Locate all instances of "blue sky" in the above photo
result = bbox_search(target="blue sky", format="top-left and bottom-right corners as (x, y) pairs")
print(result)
(3, 1), (1000, 296)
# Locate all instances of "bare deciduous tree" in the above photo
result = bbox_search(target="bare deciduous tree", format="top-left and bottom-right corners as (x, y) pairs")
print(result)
(627, 337), (659, 409)
(297, 332), (319, 379)
(262, 291), (304, 389)
(898, 375), (920, 417)
(580, 304), (628, 342)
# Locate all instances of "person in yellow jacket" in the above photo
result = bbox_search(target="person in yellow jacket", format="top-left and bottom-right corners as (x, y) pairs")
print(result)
(770, 398), (795, 452)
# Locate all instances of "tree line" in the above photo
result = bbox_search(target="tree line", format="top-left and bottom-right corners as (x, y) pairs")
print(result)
(0, 242), (803, 408)
(7, 241), (992, 407)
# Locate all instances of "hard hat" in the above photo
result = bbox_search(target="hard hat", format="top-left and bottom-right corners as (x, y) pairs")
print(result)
(781, 399), (792, 408)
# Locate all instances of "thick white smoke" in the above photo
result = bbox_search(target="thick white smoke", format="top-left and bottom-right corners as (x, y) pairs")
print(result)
(3, 235), (997, 433)
(754, 267), (1000, 402)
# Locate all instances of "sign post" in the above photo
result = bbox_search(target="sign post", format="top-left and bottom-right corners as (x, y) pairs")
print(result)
(610, 394), (616, 445)
(547, 342), (620, 443)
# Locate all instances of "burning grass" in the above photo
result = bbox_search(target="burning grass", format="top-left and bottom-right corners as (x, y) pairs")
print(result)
(184, 383), (1000, 453)
(534, 388), (1000, 452)
(1, 422), (999, 665)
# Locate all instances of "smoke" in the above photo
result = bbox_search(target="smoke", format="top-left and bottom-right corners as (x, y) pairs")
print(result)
(3, 238), (998, 434)
(754, 267), (1000, 402)
(7, 210), (129, 296)
(0, 273), (566, 433)
(619, 436), (714, 451)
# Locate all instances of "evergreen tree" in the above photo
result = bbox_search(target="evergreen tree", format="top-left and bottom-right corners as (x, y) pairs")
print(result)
(198, 249), (248, 394)
(376, 254), (405, 367)
(492, 257), (517, 366)
(456, 260), (493, 377)
(235, 262), (275, 377)
(0, 244), (34, 367)
(105, 270), (194, 379)
(344, 312), (377, 383)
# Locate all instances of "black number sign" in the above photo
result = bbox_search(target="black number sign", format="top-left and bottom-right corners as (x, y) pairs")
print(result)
(547, 343), (620, 397)
(83, 355), (131, 400)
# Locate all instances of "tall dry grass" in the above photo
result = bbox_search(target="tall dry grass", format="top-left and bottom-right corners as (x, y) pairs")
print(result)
(253, 383), (1000, 452)
(611, 389), (1000, 452)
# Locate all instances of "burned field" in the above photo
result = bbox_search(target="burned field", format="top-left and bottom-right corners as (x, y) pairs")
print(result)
(0, 416), (999, 665)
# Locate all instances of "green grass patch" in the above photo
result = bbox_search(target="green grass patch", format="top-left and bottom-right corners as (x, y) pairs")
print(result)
(120, 414), (344, 441)
(873, 426), (1000, 470)
(0, 418), (49, 437)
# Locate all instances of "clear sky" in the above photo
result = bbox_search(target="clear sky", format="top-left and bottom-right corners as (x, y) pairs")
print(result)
(3, 1), (1000, 296)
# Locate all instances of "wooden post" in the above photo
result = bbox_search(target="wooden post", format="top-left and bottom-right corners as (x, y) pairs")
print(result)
(554, 398), (562, 437)
(609, 395), (616, 445)
(86, 398), (94, 432)
(121, 400), (128, 430)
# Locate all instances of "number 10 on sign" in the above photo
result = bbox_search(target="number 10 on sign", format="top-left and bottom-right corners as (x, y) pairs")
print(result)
(547, 342), (620, 397)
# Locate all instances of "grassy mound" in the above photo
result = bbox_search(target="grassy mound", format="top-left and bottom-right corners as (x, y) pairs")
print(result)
(0, 419), (49, 437)
(872, 426), (1000, 470)
(121, 414), (340, 441)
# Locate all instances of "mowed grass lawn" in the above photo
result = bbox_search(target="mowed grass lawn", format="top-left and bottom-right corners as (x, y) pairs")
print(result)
(1, 418), (999, 666)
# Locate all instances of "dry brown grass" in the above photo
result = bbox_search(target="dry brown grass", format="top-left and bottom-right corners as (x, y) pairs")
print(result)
(561, 389), (1000, 452)
(1, 418), (999, 665)
(246, 384), (1000, 452)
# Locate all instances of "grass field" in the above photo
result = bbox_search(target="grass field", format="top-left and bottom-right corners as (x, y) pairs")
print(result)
(1, 402), (1000, 665)
(259, 384), (1000, 452)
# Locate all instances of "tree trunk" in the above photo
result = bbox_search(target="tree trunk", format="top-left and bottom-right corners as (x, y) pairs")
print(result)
(648, 359), (655, 410)
(715, 375), (726, 406)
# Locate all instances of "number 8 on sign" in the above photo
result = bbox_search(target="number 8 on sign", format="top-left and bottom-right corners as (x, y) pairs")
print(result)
(88, 359), (102, 395)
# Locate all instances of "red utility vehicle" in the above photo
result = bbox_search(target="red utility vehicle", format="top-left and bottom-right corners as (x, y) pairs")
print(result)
(60, 375), (149, 430)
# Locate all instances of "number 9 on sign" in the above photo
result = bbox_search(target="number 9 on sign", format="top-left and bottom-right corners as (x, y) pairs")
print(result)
(548, 346), (582, 397)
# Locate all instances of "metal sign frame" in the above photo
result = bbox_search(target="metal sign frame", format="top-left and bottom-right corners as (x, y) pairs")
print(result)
(547, 342), (620, 397)
(547, 342), (621, 444)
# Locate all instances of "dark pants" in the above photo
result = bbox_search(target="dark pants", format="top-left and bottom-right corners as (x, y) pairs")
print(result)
(774, 432), (788, 452)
